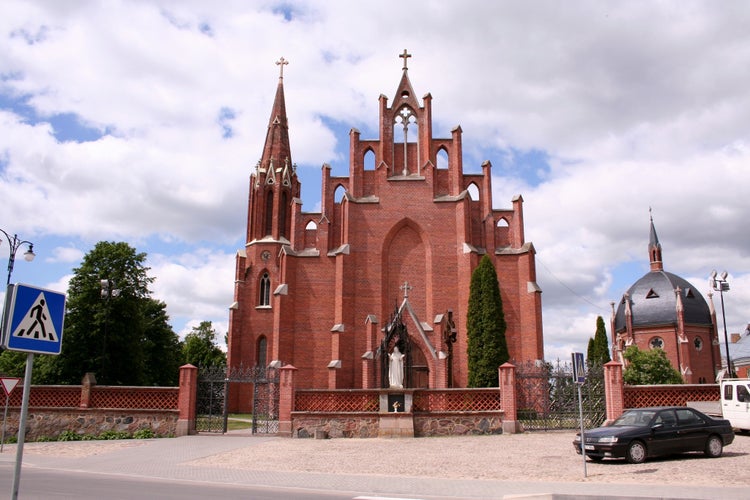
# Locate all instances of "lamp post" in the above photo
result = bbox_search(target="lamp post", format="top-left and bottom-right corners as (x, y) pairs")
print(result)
(0, 229), (36, 286)
(710, 270), (734, 378)
(99, 279), (120, 383)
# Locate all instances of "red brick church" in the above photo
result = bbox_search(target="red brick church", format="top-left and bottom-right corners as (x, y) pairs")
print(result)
(227, 52), (544, 396)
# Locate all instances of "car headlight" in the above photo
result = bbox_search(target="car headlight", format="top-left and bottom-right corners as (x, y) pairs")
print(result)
(597, 436), (618, 444)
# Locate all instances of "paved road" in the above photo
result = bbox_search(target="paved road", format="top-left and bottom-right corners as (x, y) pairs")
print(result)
(1, 433), (747, 499)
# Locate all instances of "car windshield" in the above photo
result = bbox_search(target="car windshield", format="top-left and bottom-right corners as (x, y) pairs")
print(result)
(612, 410), (656, 427)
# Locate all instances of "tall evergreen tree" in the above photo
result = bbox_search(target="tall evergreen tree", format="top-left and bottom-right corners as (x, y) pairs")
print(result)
(587, 316), (611, 366)
(40, 241), (181, 385)
(466, 255), (509, 387)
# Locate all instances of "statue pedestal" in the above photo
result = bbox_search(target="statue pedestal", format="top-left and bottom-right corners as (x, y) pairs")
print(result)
(378, 389), (414, 438)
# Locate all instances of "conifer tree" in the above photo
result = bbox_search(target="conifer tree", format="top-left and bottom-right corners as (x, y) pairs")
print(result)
(587, 315), (611, 366)
(467, 255), (509, 387)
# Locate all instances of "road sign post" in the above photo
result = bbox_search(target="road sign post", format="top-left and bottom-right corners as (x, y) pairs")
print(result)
(572, 352), (587, 478)
(1, 283), (66, 500)
(1, 377), (21, 452)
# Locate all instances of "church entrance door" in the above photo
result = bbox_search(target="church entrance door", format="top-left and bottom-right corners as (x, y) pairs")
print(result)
(410, 346), (429, 388)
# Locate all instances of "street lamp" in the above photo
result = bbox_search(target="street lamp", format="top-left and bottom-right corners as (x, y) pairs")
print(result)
(99, 279), (120, 382)
(710, 270), (735, 378)
(0, 228), (36, 286)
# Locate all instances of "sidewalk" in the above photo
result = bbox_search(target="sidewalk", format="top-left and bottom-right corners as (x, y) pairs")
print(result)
(1, 431), (748, 499)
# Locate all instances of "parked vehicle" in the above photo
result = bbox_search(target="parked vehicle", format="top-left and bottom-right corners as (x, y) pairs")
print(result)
(720, 379), (750, 432)
(573, 406), (735, 464)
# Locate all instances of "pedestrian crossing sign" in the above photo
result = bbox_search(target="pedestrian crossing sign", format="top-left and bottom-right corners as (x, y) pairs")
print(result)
(2, 283), (66, 355)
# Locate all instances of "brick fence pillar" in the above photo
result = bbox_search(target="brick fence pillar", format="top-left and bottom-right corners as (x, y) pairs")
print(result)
(176, 364), (198, 436)
(604, 361), (624, 423)
(499, 362), (520, 433)
(278, 364), (297, 438)
(79, 372), (97, 408)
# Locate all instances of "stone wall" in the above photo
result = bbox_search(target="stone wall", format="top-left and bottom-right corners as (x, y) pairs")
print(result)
(3, 408), (178, 440)
(293, 413), (379, 438)
(291, 411), (505, 439)
(414, 412), (504, 437)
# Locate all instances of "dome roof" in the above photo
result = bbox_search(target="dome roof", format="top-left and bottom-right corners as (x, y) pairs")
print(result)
(614, 270), (712, 332)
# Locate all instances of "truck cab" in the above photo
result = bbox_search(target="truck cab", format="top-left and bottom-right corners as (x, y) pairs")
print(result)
(721, 379), (750, 432)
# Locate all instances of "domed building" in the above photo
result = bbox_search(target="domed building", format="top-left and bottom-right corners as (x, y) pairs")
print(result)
(611, 217), (721, 383)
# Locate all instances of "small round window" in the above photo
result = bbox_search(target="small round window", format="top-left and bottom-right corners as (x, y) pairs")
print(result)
(650, 337), (664, 349)
(694, 337), (704, 351)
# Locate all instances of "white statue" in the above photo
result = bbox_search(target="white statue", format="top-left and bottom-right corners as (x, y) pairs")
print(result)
(389, 346), (405, 388)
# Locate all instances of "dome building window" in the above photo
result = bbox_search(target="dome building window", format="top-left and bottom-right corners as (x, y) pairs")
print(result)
(694, 337), (703, 351)
(650, 337), (664, 349)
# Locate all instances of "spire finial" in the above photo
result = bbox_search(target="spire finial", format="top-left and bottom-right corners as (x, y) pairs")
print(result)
(275, 57), (288, 79)
(399, 49), (411, 71)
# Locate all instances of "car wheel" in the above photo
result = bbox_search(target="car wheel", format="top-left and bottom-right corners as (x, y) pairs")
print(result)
(704, 435), (723, 458)
(626, 440), (647, 464)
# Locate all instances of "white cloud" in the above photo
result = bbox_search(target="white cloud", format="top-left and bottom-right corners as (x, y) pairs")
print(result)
(1, 0), (749, 362)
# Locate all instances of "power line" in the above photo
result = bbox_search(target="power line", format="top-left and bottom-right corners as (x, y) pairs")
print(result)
(535, 255), (610, 311)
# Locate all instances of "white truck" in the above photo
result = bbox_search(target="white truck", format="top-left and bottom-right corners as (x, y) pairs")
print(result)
(719, 379), (750, 433)
(688, 379), (750, 432)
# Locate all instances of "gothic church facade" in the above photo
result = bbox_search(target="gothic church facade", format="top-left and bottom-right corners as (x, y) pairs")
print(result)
(227, 53), (544, 403)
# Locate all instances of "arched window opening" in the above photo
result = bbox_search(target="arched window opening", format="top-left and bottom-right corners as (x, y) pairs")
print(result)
(259, 272), (271, 306)
(305, 220), (317, 230)
(279, 192), (288, 239)
(257, 336), (268, 368)
(334, 185), (347, 203)
(467, 183), (480, 201)
(393, 106), (418, 144)
(364, 149), (376, 171)
(264, 191), (274, 236)
(496, 218), (509, 228)
(437, 148), (449, 170)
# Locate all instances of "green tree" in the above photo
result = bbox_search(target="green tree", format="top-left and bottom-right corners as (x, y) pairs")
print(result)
(182, 321), (226, 367)
(622, 345), (683, 385)
(40, 241), (181, 385)
(587, 316), (611, 366)
(467, 255), (509, 387)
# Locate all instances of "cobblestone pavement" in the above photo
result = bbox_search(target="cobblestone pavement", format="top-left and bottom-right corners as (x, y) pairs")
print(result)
(1, 430), (749, 499)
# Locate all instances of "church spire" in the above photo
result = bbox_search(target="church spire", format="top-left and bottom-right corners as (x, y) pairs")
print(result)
(648, 209), (663, 272)
(259, 57), (292, 171)
(247, 58), (298, 243)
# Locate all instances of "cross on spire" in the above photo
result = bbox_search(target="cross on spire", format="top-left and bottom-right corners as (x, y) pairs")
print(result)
(399, 49), (411, 71)
(276, 57), (288, 79)
(400, 281), (413, 298)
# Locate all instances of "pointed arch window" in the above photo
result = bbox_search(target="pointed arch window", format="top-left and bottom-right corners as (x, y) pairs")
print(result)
(264, 191), (274, 236)
(259, 272), (271, 306)
(257, 336), (268, 367)
(279, 191), (288, 239)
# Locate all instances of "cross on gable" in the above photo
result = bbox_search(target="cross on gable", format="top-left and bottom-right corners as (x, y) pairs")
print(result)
(399, 49), (411, 70)
(276, 57), (288, 78)
(400, 281), (413, 298)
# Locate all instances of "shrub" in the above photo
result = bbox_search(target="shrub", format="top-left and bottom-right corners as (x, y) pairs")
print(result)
(98, 430), (131, 440)
(133, 428), (155, 439)
(58, 430), (83, 441)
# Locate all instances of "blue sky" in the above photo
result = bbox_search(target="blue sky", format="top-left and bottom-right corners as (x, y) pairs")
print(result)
(2, 1), (750, 363)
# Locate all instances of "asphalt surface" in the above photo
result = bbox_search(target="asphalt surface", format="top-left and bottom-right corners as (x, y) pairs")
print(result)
(1, 432), (748, 500)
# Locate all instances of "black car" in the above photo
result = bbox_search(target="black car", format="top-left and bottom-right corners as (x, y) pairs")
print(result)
(573, 406), (735, 464)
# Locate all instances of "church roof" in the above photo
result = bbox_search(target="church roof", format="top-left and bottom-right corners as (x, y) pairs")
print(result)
(614, 270), (712, 331)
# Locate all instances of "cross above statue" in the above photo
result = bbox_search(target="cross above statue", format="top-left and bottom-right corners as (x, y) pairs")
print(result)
(400, 281), (413, 298)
